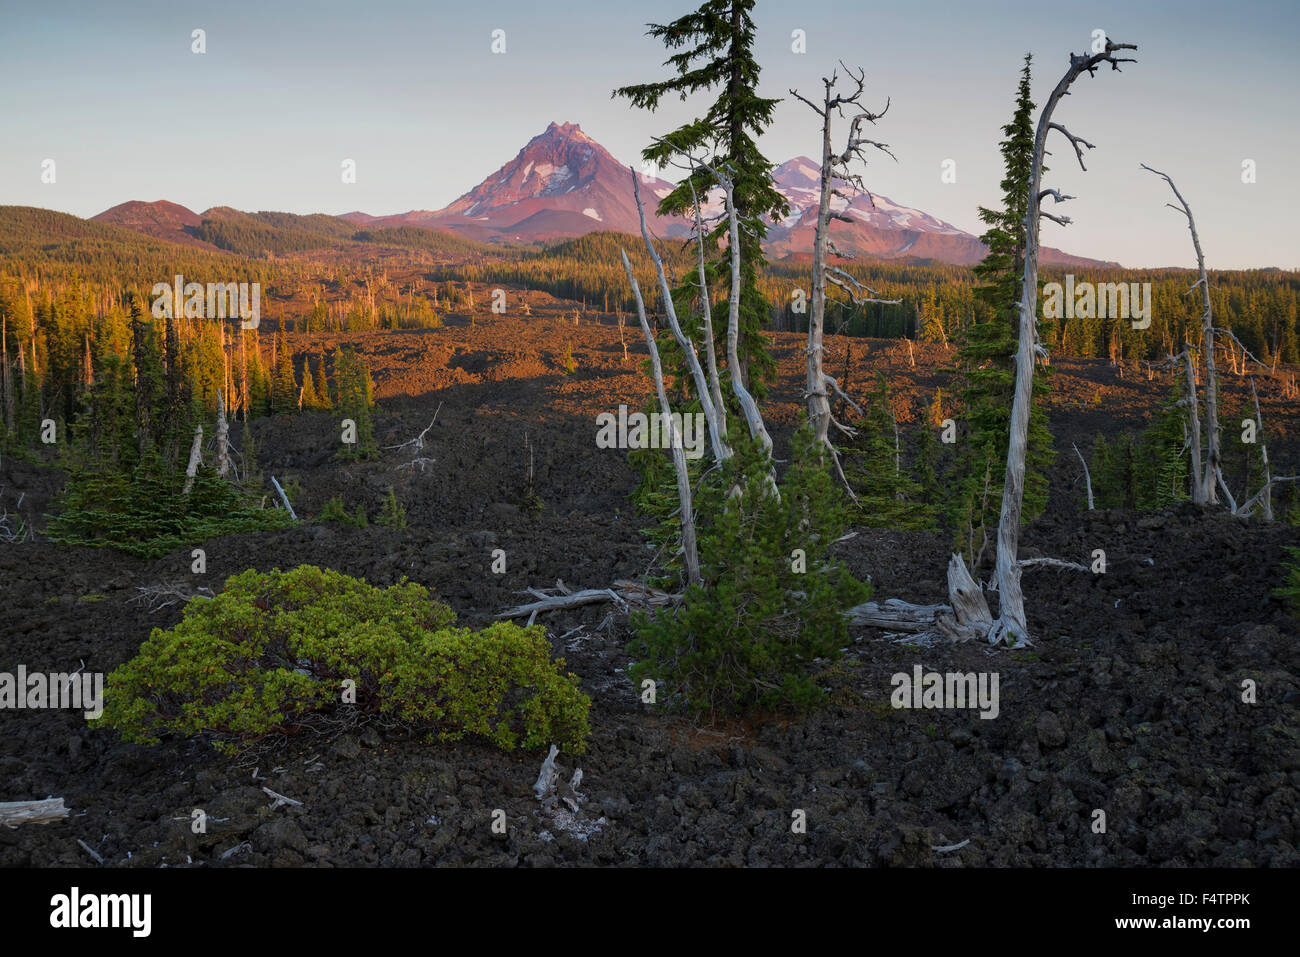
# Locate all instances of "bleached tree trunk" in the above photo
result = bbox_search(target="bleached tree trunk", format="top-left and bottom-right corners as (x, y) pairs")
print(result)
(1142, 164), (1220, 504)
(621, 249), (701, 587)
(182, 425), (204, 495)
(721, 170), (775, 463)
(1073, 443), (1094, 510)
(685, 176), (728, 432)
(630, 171), (728, 464)
(990, 38), (1137, 647)
(215, 389), (231, 478)
(807, 100), (836, 453)
(643, 145), (776, 467)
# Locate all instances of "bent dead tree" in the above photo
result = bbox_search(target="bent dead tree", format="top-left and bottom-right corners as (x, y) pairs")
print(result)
(1141, 164), (1299, 516)
(850, 38), (1137, 648)
(790, 63), (902, 496)
(1141, 163), (1221, 505)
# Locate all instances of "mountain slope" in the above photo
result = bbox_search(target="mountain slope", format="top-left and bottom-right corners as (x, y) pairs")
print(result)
(92, 200), (221, 251)
(354, 122), (687, 241)
(764, 157), (1117, 268)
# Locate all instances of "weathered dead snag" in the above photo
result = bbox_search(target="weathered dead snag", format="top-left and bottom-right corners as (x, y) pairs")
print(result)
(790, 64), (902, 494)
(859, 38), (1137, 648)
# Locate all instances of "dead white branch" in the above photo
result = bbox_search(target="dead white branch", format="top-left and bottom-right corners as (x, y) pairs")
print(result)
(1018, 557), (1091, 572)
(496, 580), (679, 621)
(846, 554), (994, 644)
(1073, 442), (1094, 510)
(271, 475), (297, 520)
(262, 786), (302, 810)
(131, 583), (215, 612)
(630, 167), (727, 463)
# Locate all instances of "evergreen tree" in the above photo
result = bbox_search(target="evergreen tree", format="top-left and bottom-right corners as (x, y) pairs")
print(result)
(953, 53), (1055, 566)
(128, 296), (164, 460)
(614, 0), (787, 400)
(300, 358), (321, 410)
(843, 374), (937, 530)
(333, 346), (376, 461)
(629, 427), (870, 715)
(271, 328), (299, 415)
(312, 357), (331, 411)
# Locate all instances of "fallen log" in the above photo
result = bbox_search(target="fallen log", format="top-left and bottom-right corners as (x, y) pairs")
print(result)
(0, 797), (69, 827)
(845, 554), (995, 644)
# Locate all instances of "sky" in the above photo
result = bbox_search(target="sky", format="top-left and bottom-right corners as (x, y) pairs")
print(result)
(2, 0), (1297, 269)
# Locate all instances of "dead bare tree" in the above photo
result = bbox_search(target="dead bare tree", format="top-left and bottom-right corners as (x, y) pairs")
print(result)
(1141, 164), (1221, 504)
(1141, 166), (1297, 516)
(621, 246), (701, 586)
(985, 38), (1136, 647)
(790, 63), (902, 494)
(848, 38), (1137, 648)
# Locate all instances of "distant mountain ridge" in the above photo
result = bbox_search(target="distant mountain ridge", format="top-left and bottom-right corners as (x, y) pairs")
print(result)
(87, 122), (1118, 267)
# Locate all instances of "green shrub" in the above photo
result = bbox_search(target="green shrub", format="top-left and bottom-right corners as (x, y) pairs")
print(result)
(320, 495), (367, 527)
(93, 566), (590, 754)
(629, 426), (871, 716)
(376, 487), (407, 528)
(47, 459), (294, 559)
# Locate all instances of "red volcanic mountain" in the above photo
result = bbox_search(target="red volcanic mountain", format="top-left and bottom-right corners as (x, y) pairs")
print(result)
(341, 122), (687, 242)
(92, 199), (221, 250)
(763, 157), (1117, 268)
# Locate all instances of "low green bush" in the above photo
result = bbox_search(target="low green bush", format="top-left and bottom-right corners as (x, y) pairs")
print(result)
(93, 565), (590, 754)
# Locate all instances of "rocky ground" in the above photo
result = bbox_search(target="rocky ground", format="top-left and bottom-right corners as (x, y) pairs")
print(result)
(2, 310), (1297, 867)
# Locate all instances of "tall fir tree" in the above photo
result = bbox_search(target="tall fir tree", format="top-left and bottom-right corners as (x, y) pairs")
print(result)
(312, 357), (331, 411)
(614, 0), (787, 400)
(271, 327), (299, 415)
(953, 53), (1055, 565)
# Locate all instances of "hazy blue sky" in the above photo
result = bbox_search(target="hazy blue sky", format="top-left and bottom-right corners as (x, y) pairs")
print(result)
(2, 0), (1296, 268)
